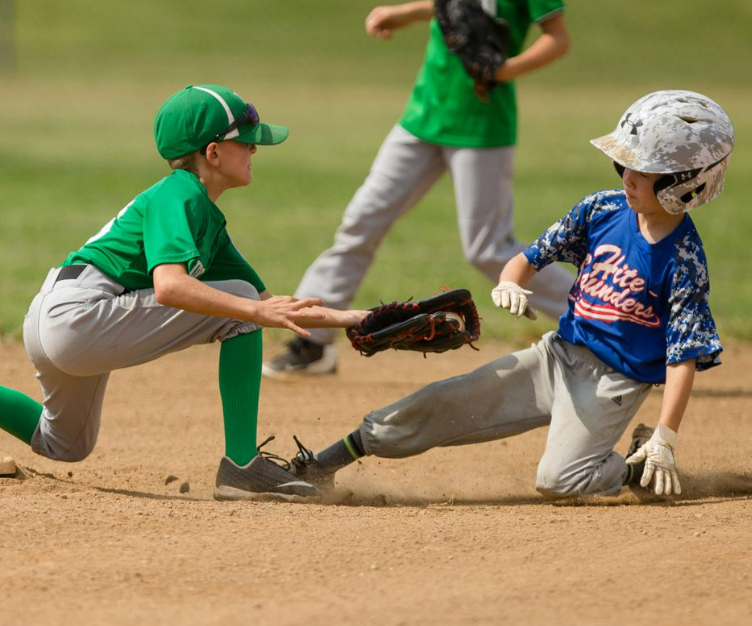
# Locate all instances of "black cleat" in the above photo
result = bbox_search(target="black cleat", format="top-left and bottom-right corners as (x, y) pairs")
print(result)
(262, 337), (337, 378)
(624, 423), (653, 486)
(290, 436), (336, 492)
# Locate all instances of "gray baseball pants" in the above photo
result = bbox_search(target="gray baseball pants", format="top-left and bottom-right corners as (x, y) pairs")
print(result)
(359, 332), (652, 499)
(296, 125), (574, 344)
(23, 265), (260, 462)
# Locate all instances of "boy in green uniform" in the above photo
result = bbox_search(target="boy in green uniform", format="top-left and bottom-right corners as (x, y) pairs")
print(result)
(264, 0), (574, 377)
(0, 85), (367, 502)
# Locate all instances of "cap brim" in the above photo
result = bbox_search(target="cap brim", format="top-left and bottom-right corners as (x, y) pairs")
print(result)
(236, 123), (289, 146)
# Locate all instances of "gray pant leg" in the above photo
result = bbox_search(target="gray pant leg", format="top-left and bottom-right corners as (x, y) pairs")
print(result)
(27, 371), (109, 463)
(360, 339), (554, 458)
(31, 266), (260, 376)
(444, 146), (573, 319)
(534, 336), (652, 499)
(23, 266), (261, 461)
(296, 125), (446, 344)
(360, 332), (651, 499)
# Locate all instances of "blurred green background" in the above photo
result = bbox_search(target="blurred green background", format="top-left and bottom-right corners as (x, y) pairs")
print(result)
(1, 0), (751, 344)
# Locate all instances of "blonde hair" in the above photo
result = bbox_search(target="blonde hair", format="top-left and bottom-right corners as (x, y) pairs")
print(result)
(167, 151), (201, 175)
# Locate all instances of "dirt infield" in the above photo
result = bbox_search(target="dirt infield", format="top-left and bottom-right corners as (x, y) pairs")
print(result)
(1, 337), (751, 625)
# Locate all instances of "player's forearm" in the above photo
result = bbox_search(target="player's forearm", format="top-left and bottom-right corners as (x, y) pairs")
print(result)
(395, 1), (434, 22)
(657, 359), (696, 433)
(292, 306), (369, 329)
(499, 253), (537, 287)
(366, 2), (432, 39)
(155, 270), (260, 321)
(494, 14), (570, 82)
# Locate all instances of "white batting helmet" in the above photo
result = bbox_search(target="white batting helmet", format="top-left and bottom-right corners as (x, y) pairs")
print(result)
(590, 90), (735, 214)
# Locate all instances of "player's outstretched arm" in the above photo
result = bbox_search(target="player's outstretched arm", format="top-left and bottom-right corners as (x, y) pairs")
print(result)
(260, 292), (368, 330)
(626, 359), (696, 495)
(365, 1), (434, 39)
(152, 263), (325, 337)
(494, 13), (570, 83)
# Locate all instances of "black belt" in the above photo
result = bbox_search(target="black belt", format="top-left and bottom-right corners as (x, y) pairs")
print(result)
(55, 264), (87, 284)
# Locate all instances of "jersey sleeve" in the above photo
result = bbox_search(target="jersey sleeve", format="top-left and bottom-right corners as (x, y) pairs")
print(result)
(143, 180), (203, 276)
(523, 191), (601, 270)
(528, 0), (565, 23)
(199, 234), (267, 294)
(665, 233), (722, 371)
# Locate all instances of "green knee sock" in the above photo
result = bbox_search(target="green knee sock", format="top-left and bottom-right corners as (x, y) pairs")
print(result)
(0, 385), (43, 445)
(218, 330), (263, 466)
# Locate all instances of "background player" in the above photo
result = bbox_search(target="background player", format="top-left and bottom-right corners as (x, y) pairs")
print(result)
(0, 84), (368, 502)
(288, 90), (734, 500)
(263, 0), (574, 377)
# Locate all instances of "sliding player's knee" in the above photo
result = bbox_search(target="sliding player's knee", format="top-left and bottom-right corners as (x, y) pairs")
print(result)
(536, 454), (624, 500)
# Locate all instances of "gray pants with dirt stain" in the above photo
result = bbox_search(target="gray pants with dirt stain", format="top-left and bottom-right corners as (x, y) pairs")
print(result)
(359, 332), (652, 499)
(296, 125), (575, 344)
(23, 265), (260, 462)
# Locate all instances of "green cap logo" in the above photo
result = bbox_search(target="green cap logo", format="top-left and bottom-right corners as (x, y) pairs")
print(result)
(154, 84), (289, 159)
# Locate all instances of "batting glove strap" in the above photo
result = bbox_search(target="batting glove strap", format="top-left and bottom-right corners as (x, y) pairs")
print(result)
(490, 281), (537, 320)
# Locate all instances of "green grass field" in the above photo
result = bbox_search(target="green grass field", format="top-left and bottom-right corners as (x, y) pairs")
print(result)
(2, 0), (751, 342)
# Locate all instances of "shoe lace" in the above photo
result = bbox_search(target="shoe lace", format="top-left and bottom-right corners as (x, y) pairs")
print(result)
(291, 435), (315, 472)
(256, 435), (292, 471)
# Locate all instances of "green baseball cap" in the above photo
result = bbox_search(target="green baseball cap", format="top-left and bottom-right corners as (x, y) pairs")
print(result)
(154, 84), (289, 159)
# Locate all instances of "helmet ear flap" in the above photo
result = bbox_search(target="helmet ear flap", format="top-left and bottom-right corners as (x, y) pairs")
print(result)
(654, 157), (729, 215)
(653, 174), (676, 197)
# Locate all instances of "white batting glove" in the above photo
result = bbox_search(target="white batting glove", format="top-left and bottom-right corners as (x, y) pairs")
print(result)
(626, 423), (681, 496)
(491, 281), (537, 320)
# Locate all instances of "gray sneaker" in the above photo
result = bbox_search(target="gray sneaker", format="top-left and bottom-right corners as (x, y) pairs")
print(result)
(214, 437), (321, 503)
(290, 436), (336, 492)
(262, 337), (337, 379)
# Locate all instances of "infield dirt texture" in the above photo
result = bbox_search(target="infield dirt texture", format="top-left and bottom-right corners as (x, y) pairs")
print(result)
(2, 1), (752, 624)
(1, 340), (751, 624)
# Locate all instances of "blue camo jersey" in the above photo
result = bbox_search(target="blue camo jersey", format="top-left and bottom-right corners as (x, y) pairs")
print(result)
(523, 190), (722, 384)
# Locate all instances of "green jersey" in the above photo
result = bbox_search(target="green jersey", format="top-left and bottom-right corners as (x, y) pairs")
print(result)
(63, 169), (266, 293)
(400, 0), (565, 148)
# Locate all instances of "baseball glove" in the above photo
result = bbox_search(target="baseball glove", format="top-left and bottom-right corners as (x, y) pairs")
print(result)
(346, 288), (481, 357)
(434, 0), (510, 102)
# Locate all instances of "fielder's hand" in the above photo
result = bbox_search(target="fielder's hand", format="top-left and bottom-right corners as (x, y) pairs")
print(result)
(254, 296), (325, 338)
(491, 281), (537, 320)
(626, 423), (681, 496)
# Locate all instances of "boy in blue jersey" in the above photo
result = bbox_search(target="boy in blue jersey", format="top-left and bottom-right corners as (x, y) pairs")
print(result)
(288, 90), (735, 500)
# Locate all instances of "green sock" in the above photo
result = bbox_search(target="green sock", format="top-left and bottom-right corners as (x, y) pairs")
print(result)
(0, 385), (43, 445)
(218, 330), (263, 467)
